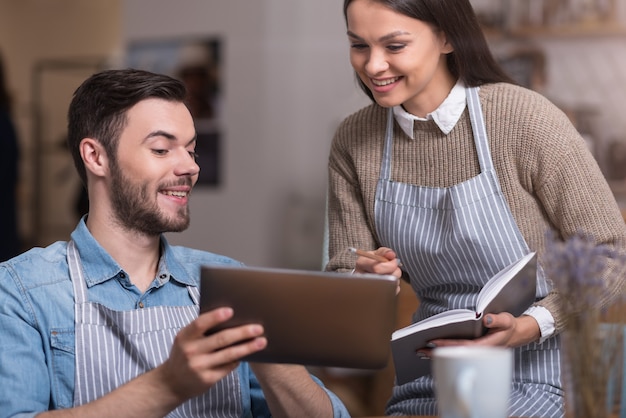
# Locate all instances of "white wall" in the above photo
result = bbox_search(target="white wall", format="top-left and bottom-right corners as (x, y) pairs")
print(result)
(124, 0), (626, 269)
(3, 1), (625, 268)
(123, 0), (370, 268)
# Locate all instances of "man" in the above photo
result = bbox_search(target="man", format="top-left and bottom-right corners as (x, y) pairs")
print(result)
(0, 69), (349, 417)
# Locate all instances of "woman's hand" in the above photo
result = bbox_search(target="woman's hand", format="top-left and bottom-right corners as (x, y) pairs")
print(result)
(479, 312), (541, 347)
(354, 247), (402, 278)
(353, 247), (402, 293)
(417, 313), (541, 357)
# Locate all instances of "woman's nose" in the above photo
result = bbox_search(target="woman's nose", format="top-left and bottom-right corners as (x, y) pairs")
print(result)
(365, 48), (389, 75)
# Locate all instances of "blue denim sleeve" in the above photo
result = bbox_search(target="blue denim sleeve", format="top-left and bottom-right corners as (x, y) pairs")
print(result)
(246, 363), (272, 418)
(0, 265), (50, 418)
(246, 364), (350, 418)
(313, 373), (352, 418)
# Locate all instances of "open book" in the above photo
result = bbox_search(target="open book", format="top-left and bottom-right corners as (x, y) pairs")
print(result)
(391, 252), (537, 385)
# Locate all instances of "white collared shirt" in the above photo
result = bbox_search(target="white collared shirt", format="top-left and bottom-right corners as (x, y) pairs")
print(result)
(393, 80), (467, 138)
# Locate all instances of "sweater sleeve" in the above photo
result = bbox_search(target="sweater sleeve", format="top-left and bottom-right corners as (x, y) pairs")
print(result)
(523, 93), (626, 334)
(326, 118), (380, 273)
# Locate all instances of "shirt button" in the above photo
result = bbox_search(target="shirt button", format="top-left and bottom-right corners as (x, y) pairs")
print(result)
(119, 272), (126, 278)
(138, 301), (144, 309)
(159, 274), (167, 279)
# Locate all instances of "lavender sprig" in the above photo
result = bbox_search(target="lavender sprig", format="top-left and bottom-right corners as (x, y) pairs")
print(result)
(543, 232), (626, 417)
(544, 232), (620, 313)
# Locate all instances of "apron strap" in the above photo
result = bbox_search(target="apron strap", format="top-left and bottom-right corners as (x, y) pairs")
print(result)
(380, 107), (395, 181)
(466, 86), (494, 173)
(67, 240), (88, 305)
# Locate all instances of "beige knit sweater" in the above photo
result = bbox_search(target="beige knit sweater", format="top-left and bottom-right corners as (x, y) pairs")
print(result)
(326, 82), (626, 334)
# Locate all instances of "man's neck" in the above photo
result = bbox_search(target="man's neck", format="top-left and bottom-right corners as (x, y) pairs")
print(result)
(86, 215), (162, 293)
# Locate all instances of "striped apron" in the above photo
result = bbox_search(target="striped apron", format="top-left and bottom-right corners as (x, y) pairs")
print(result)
(378, 88), (564, 417)
(67, 240), (242, 417)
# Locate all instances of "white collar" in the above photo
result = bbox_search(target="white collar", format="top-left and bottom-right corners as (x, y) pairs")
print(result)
(393, 81), (467, 138)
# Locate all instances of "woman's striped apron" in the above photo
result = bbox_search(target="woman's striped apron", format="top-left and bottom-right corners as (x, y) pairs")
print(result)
(378, 87), (564, 417)
(67, 240), (242, 417)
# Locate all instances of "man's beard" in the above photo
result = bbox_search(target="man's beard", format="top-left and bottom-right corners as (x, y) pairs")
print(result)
(109, 161), (191, 236)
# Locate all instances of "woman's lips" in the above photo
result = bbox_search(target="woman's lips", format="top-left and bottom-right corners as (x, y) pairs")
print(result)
(370, 76), (402, 92)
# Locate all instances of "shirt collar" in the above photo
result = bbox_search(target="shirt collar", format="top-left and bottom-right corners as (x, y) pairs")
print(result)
(393, 80), (467, 138)
(69, 216), (195, 288)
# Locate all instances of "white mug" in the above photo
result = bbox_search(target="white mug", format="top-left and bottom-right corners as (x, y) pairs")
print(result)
(432, 346), (513, 418)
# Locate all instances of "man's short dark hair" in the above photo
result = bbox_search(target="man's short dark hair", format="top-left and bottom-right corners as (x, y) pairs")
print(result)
(67, 68), (188, 185)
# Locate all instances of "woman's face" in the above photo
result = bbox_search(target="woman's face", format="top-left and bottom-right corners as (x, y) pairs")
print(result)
(346, 0), (455, 116)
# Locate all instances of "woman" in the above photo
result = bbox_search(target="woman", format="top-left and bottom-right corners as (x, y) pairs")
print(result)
(325, 0), (626, 416)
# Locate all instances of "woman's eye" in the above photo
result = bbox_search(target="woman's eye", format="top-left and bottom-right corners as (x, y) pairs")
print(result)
(189, 151), (199, 160)
(387, 44), (405, 52)
(350, 42), (368, 50)
(152, 149), (168, 156)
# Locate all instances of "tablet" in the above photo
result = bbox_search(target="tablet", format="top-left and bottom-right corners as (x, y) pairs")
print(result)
(200, 265), (398, 369)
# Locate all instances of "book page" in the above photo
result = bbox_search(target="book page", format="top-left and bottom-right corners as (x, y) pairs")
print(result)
(476, 252), (536, 313)
(391, 308), (475, 340)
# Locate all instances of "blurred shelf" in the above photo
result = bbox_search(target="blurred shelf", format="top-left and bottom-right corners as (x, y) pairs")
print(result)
(482, 22), (626, 40)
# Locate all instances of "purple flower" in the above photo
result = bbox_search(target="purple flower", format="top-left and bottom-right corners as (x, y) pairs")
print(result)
(544, 232), (623, 312)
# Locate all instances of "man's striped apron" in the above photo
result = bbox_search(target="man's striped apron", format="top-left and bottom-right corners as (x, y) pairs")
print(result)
(67, 240), (242, 417)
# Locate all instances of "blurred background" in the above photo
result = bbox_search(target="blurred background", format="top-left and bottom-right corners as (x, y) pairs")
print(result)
(1, 0), (369, 271)
(1, 0), (626, 415)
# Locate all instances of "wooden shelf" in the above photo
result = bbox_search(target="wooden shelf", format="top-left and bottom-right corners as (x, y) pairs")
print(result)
(507, 21), (626, 39)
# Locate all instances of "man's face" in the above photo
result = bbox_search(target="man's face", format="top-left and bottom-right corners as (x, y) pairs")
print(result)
(109, 98), (199, 236)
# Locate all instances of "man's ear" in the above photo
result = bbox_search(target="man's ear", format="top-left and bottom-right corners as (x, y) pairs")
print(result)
(80, 138), (109, 178)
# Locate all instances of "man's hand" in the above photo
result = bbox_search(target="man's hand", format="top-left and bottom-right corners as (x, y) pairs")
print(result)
(158, 307), (267, 403)
(41, 307), (267, 418)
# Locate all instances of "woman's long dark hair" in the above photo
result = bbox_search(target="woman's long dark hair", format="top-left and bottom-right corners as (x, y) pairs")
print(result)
(343, 0), (514, 101)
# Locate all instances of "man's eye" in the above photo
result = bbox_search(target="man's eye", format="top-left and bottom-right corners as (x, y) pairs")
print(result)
(152, 149), (168, 155)
(189, 151), (199, 160)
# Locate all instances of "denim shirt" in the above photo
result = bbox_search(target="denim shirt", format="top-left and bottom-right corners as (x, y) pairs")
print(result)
(0, 219), (349, 418)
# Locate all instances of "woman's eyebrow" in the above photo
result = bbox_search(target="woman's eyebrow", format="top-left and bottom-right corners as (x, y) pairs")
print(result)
(347, 30), (411, 42)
